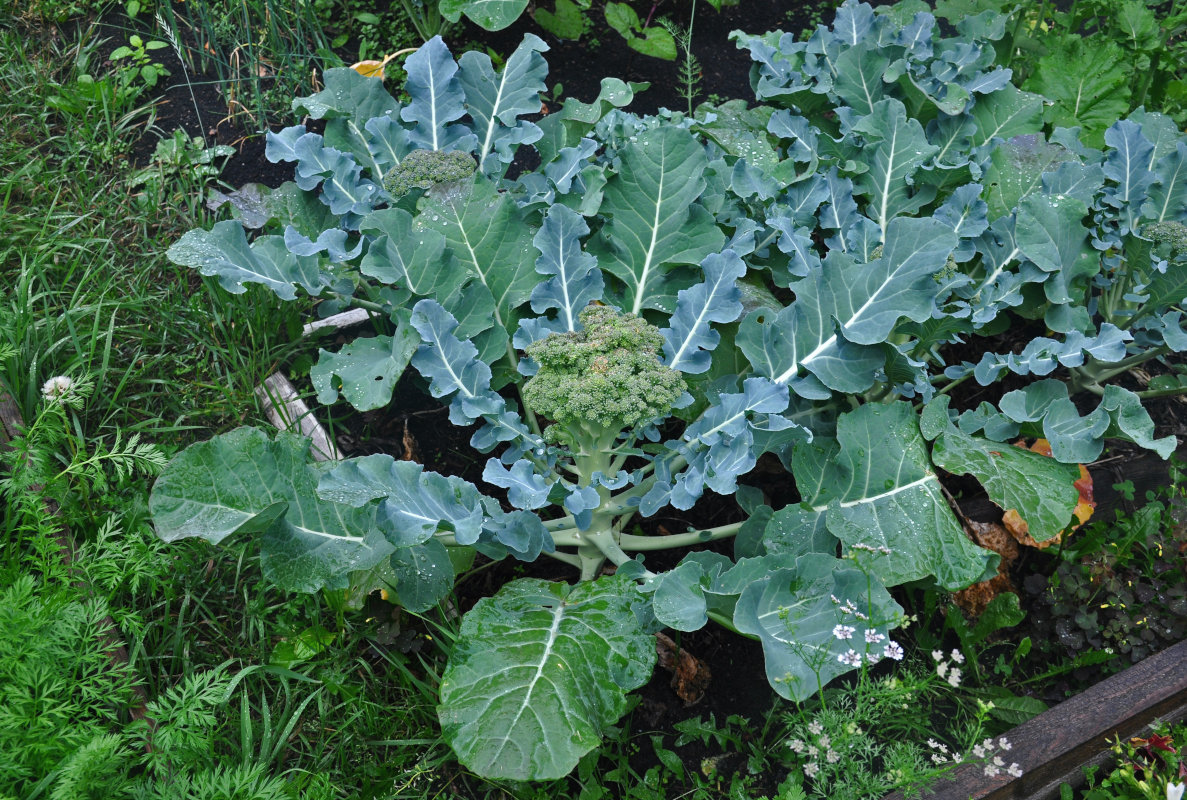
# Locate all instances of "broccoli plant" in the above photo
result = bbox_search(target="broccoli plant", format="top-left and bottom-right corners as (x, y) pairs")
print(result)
(152, 1), (1185, 782)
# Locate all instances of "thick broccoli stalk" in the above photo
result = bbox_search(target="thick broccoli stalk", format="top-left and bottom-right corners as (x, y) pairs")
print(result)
(383, 149), (476, 196)
(522, 305), (687, 449)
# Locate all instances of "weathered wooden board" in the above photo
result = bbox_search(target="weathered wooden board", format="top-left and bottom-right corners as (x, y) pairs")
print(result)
(883, 637), (1187, 800)
(255, 372), (339, 461)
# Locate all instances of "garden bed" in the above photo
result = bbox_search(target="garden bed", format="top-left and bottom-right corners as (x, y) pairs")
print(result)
(884, 638), (1187, 800)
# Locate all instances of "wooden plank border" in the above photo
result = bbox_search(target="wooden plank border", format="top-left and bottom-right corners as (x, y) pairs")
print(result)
(885, 637), (1187, 800)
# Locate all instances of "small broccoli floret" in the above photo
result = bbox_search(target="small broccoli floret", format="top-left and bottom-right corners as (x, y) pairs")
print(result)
(383, 149), (476, 196)
(522, 305), (687, 445)
(1146, 221), (1187, 256)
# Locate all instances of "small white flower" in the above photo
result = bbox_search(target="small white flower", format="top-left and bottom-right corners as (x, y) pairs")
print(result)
(952, 752), (963, 763)
(807, 721), (824, 736)
(804, 762), (820, 778)
(982, 738), (995, 752)
(866, 651), (881, 665)
(853, 610), (869, 621)
(826, 749), (840, 764)
(931, 649), (944, 662)
(838, 649), (862, 667)
(950, 649), (965, 664)
(993, 756), (1005, 767)
(807, 745), (819, 758)
(1166, 782), (1184, 800)
(788, 739), (806, 753)
(927, 738), (941, 750)
(817, 735), (831, 749)
(884, 641), (904, 661)
(833, 624), (856, 640)
(931, 753), (946, 764)
(972, 745), (986, 759)
(830, 594), (841, 604)
(947, 668), (962, 687)
(984, 764), (1000, 778)
(1008, 763), (1023, 779)
(865, 630), (885, 644)
(41, 375), (75, 401)
(998, 737), (1012, 751)
(936, 661), (949, 678)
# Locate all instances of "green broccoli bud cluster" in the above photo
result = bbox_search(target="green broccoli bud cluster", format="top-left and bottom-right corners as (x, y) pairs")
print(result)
(522, 305), (687, 444)
(1145, 221), (1187, 256)
(383, 149), (476, 196)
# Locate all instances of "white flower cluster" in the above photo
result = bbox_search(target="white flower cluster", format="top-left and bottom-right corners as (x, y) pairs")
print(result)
(787, 719), (843, 778)
(41, 375), (76, 402)
(830, 617), (904, 667)
(926, 735), (1021, 779)
(931, 648), (965, 688)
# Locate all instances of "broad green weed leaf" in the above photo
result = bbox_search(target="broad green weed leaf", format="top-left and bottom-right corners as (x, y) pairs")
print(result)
(1024, 38), (1130, 149)
(439, 575), (656, 780)
(440, 0), (529, 29)
(311, 317), (419, 411)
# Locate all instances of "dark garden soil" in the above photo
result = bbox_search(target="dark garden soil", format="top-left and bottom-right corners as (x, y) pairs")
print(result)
(83, 0), (1187, 792)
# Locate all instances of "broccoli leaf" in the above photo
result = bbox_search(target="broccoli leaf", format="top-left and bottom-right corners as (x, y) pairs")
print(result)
(150, 428), (393, 593)
(591, 126), (725, 314)
(439, 575), (656, 780)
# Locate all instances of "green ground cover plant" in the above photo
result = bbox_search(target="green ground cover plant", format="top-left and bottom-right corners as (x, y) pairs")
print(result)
(153, 0), (1187, 782)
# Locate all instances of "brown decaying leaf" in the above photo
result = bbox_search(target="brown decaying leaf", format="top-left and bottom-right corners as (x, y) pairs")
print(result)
(953, 520), (1018, 616)
(655, 632), (711, 705)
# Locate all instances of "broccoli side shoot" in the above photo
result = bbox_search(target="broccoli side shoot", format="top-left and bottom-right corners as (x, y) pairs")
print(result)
(522, 306), (687, 446)
(383, 150), (476, 196)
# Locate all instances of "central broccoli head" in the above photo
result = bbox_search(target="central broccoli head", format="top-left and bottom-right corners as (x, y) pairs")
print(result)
(522, 306), (687, 444)
(383, 149), (476, 196)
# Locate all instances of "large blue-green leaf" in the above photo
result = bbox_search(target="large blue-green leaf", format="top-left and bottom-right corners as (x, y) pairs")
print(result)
(358, 207), (458, 296)
(529, 204), (603, 331)
(733, 554), (903, 702)
(833, 43), (890, 117)
(1143, 141), (1187, 224)
(317, 453), (488, 546)
(389, 537), (455, 612)
(921, 397), (1079, 543)
(983, 135), (1078, 222)
(641, 378), (798, 514)
(409, 300), (505, 424)
(150, 428), (392, 593)
(166, 221), (327, 301)
(851, 98), (939, 234)
(439, 575), (656, 780)
(970, 83), (1044, 148)
(401, 37), (475, 152)
(420, 181), (537, 347)
(661, 250), (747, 374)
(737, 217), (956, 396)
(996, 380), (1174, 461)
(590, 126), (725, 314)
(457, 34), (548, 171)
(770, 402), (994, 590)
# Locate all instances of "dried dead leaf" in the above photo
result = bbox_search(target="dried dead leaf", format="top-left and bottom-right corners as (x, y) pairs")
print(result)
(655, 632), (711, 705)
